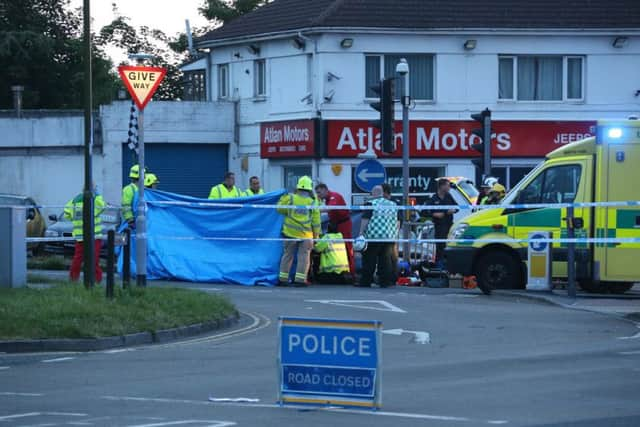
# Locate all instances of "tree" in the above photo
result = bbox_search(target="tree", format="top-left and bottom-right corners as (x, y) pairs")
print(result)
(0, 0), (119, 109)
(96, 7), (188, 100)
(199, 0), (271, 24)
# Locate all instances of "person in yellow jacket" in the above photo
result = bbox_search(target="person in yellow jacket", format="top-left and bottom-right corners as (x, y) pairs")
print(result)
(242, 176), (265, 197)
(313, 222), (352, 284)
(64, 187), (106, 283)
(277, 176), (321, 286)
(209, 172), (242, 199)
(144, 173), (159, 189)
(122, 164), (145, 228)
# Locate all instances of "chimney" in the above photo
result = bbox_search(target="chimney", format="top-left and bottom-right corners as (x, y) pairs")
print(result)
(11, 85), (24, 118)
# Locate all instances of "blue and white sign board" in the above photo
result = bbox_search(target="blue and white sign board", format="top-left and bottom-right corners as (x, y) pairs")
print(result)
(526, 231), (552, 291)
(355, 159), (386, 193)
(278, 317), (382, 409)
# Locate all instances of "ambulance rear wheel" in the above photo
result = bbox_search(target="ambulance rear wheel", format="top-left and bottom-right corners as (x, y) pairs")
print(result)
(475, 251), (523, 290)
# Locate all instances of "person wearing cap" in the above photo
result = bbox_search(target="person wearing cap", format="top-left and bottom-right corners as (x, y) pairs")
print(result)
(477, 182), (491, 205)
(144, 173), (159, 189)
(276, 175), (321, 286)
(122, 164), (145, 228)
(208, 172), (242, 199)
(485, 183), (506, 205)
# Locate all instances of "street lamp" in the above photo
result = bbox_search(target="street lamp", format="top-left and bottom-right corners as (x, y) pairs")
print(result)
(396, 58), (411, 263)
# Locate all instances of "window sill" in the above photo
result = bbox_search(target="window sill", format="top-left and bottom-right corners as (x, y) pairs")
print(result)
(497, 99), (585, 104)
(252, 96), (267, 103)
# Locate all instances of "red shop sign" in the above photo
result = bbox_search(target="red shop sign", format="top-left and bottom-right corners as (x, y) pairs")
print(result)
(260, 119), (316, 158)
(327, 120), (597, 158)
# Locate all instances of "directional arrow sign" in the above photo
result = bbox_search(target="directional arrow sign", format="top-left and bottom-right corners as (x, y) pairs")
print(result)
(382, 328), (431, 344)
(355, 159), (386, 192)
(118, 66), (167, 110)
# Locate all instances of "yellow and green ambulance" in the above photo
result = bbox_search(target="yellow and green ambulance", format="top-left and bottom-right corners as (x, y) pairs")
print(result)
(446, 119), (640, 294)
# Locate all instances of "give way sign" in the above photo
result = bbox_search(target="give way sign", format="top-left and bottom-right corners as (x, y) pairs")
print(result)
(118, 66), (167, 110)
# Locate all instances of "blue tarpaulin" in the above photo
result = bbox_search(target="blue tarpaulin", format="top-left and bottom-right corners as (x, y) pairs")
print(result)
(118, 188), (286, 285)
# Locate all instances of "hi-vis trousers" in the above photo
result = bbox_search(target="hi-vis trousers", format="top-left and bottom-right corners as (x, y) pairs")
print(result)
(279, 239), (313, 284)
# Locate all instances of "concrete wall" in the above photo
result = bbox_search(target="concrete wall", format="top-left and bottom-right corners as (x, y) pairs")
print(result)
(0, 101), (234, 222)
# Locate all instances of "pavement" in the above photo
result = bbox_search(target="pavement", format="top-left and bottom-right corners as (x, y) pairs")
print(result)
(26, 269), (640, 322)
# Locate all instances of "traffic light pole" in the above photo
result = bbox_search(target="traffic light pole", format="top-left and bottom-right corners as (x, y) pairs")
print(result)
(397, 59), (411, 262)
(482, 112), (492, 180)
(82, 0), (95, 289)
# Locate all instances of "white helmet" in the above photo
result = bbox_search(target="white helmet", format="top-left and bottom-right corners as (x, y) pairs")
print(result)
(353, 235), (368, 252)
(483, 177), (499, 188)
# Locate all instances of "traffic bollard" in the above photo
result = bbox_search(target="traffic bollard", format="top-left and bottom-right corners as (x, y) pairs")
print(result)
(106, 230), (115, 299)
(123, 228), (131, 290)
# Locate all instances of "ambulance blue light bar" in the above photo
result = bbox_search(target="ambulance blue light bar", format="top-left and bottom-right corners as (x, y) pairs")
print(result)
(607, 128), (623, 139)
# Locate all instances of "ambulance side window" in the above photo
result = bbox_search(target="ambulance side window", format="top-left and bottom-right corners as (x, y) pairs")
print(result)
(516, 164), (582, 205)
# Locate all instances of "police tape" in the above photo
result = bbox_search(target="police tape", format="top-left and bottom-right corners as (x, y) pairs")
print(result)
(147, 199), (640, 212)
(5, 199), (640, 212)
(28, 235), (632, 245)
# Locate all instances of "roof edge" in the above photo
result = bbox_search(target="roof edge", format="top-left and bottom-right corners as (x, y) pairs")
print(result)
(196, 26), (640, 48)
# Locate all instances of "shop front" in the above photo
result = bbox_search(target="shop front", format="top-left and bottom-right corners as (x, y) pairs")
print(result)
(260, 118), (597, 204)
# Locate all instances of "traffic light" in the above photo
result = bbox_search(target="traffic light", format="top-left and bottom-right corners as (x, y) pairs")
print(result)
(369, 77), (395, 153)
(470, 108), (492, 179)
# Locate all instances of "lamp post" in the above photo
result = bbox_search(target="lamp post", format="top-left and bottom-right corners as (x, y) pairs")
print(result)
(396, 59), (410, 262)
(82, 0), (95, 289)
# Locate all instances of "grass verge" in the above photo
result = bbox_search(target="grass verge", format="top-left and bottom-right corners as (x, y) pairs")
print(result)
(0, 284), (237, 340)
(27, 255), (108, 271)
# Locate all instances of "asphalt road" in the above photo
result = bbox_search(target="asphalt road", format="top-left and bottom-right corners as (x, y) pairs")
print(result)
(2, 284), (640, 427)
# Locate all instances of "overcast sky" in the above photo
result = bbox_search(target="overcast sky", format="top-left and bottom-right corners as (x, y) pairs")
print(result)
(69, 0), (210, 62)
(71, 0), (209, 35)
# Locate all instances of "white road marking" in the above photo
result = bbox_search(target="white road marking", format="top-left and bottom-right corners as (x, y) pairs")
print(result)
(153, 312), (270, 349)
(208, 397), (260, 403)
(618, 330), (640, 340)
(382, 328), (431, 344)
(41, 357), (75, 363)
(0, 366), (9, 370)
(619, 350), (640, 355)
(0, 412), (40, 421)
(17, 423), (56, 427)
(0, 392), (43, 396)
(43, 412), (87, 416)
(102, 395), (507, 424)
(103, 349), (131, 354)
(305, 299), (407, 313)
(126, 421), (235, 427)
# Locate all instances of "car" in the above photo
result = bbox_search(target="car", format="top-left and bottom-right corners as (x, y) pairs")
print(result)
(0, 194), (47, 255)
(44, 205), (122, 256)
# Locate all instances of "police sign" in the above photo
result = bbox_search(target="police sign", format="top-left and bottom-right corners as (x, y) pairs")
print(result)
(278, 317), (382, 409)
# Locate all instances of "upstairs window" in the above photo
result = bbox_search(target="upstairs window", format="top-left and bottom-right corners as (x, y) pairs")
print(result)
(254, 59), (266, 97)
(183, 70), (207, 101)
(499, 55), (584, 101)
(365, 54), (434, 101)
(218, 64), (229, 100)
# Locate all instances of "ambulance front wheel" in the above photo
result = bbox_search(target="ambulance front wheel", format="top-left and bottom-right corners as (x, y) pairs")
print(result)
(474, 250), (524, 290)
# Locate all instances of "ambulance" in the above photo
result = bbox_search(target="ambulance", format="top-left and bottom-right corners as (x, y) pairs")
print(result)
(445, 119), (640, 294)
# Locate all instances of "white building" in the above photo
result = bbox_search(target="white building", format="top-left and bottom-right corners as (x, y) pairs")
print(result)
(194, 0), (640, 203)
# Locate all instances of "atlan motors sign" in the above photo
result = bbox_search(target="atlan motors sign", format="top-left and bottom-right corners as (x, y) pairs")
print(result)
(260, 119), (316, 158)
(327, 120), (597, 158)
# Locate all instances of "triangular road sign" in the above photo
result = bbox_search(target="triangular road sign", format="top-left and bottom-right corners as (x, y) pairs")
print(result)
(118, 66), (167, 110)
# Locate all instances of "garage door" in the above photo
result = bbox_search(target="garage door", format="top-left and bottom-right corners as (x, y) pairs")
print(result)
(122, 143), (228, 198)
